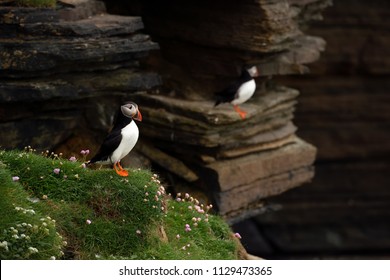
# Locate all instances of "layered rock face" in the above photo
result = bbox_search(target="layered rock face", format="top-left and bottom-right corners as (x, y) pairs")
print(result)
(237, 0), (390, 258)
(0, 0), (160, 150)
(0, 0), (330, 222)
(106, 0), (330, 221)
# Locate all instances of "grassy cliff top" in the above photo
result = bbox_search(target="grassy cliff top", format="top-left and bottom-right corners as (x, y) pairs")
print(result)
(0, 148), (243, 260)
(15, 0), (56, 8)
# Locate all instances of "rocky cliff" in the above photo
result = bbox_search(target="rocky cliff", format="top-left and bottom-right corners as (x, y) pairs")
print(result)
(0, 0), (331, 222)
(236, 0), (390, 259)
(0, 0), (160, 150)
(106, 0), (330, 221)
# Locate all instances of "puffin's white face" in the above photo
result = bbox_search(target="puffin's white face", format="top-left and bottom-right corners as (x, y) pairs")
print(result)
(246, 66), (259, 77)
(121, 102), (142, 121)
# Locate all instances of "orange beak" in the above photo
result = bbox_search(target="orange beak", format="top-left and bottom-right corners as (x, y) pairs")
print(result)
(134, 109), (142, 121)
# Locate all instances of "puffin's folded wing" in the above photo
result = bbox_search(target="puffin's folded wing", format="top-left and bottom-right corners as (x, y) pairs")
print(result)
(214, 82), (241, 106)
(89, 130), (122, 164)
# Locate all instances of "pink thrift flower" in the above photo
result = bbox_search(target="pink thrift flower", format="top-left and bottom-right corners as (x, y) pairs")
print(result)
(53, 168), (60, 175)
(234, 232), (242, 239)
(69, 156), (77, 162)
(80, 150), (90, 156)
(86, 219), (92, 225)
(12, 176), (20, 182)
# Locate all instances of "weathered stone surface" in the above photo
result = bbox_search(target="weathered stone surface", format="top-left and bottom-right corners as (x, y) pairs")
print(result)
(0, 71), (160, 103)
(102, 0), (329, 220)
(219, 165), (315, 217)
(0, 1), (159, 77)
(18, 14), (145, 38)
(0, 0), (160, 151)
(106, 0), (331, 101)
(0, 114), (79, 149)
(134, 86), (298, 126)
(219, 123), (297, 156)
(1, 0), (329, 222)
(57, 0), (106, 21)
(204, 137), (316, 192)
(0, 7), (59, 25)
(242, 0), (390, 259)
(137, 141), (199, 182)
(0, 34), (157, 76)
(118, 0), (328, 54)
(131, 85), (316, 216)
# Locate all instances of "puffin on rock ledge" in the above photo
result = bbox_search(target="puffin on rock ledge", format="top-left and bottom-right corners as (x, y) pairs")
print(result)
(88, 102), (142, 177)
(214, 65), (260, 119)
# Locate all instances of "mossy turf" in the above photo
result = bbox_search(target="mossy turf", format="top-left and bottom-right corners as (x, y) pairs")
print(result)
(0, 149), (239, 260)
(16, 0), (56, 8)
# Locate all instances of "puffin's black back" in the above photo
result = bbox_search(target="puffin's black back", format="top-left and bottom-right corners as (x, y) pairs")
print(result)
(111, 107), (132, 131)
(89, 108), (132, 164)
(214, 69), (253, 106)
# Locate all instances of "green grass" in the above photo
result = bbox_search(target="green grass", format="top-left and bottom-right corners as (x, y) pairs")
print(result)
(0, 149), (241, 260)
(16, 0), (56, 8)
(0, 162), (63, 259)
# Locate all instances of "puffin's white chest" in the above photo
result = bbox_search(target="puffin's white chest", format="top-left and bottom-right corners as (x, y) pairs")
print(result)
(232, 79), (256, 105)
(110, 121), (139, 163)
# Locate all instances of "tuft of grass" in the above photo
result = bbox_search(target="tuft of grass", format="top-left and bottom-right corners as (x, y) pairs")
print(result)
(16, 0), (56, 8)
(0, 164), (63, 259)
(0, 149), (241, 259)
(146, 194), (237, 260)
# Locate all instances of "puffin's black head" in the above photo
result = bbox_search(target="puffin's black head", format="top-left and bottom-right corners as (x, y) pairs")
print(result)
(245, 65), (260, 78)
(121, 102), (142, 121)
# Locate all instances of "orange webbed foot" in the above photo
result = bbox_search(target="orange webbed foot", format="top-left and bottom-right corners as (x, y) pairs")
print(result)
(233, 105), (247, 119)
(116, 169), (129, 177)
(238, 111), (247, 119)
(114, 162), (129, 177)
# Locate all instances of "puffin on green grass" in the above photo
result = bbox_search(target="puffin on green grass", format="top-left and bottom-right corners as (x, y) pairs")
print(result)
(88, 102), (142, 177)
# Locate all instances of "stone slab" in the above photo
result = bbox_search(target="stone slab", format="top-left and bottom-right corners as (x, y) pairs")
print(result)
(218, 165), (315, 216)
(203, 137), (317, 191)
